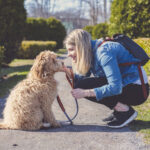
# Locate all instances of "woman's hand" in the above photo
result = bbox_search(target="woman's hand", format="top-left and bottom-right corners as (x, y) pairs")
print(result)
(71, 88), (87, 99)
(71, 88), (96, 99)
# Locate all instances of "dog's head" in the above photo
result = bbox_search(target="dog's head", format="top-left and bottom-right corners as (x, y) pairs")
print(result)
(29, 50), (63, 80)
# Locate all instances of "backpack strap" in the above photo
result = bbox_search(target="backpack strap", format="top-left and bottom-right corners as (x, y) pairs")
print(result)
(119, 62), (148, 99)
(97, 38), (113, 47)
(98, 40), (148, 99)
(137, 64), (148, 99)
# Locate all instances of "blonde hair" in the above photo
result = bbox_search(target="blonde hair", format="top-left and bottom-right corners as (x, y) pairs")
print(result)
(64, 29), (92, 75)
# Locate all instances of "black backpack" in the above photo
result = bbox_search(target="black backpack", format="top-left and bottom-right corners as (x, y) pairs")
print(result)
(105, 34), (150, 66)
(98, 34), (149, 99)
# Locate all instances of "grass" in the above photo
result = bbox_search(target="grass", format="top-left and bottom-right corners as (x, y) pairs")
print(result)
(56, 48), (67, 56)
(134, 38), (150, 76)
(0, 59), (33, 98)
(0, 49), (67, 98)
(129, 96), (150, 144)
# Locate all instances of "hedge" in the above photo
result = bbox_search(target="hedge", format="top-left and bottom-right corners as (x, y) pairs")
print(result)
(83, 25), (94, 36)
(83, 23), (109, 39)
(0, 46), (5, 68)
(25, 17), (66, 48)
(92, 23), (109, 39)
(17, 41), (57, 59)
(46, 17), (66, 48)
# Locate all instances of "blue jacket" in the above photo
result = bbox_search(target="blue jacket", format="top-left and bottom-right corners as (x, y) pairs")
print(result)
(74, 39), (142, 101)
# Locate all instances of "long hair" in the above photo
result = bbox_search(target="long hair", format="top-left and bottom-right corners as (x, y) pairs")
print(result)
(64, 29), (92, 75)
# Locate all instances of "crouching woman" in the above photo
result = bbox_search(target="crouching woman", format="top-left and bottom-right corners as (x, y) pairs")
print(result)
(63, 29), (149, 128)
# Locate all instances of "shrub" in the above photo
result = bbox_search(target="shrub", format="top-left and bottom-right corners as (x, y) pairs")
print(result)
(25, 18), (48, 41)
(134, 38), (150, 75)
(0, 46), (5, 68)
(25, 17), (66, 49)
(17, 41), (57, 59)
(92, 23), (109, 39)
(0, 0), (27, 63)
(83, 25), (94, 36)
(46, 17), (66, 48)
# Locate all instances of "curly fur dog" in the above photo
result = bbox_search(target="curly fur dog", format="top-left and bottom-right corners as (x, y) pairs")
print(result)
(0, 50), (63, 130)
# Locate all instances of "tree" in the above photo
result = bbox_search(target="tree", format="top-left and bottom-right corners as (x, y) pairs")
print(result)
(109, 0), (150, 38)
(92, 23), (109, 39)
(109, 0), (129, 36)
(103, 0), (107, 22)
(0, 0), (27, 63)
(127, 0), (150, 38)
(75, 0), (111, 25)
(80, 0), (103, 25)
(26, 0), (56, 18)
(54, 9), (90, 33)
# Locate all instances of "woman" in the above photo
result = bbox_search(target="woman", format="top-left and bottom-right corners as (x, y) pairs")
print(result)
(63, 29), (149, 128)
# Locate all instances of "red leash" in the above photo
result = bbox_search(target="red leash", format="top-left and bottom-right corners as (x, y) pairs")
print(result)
(57, 68), (79, 125)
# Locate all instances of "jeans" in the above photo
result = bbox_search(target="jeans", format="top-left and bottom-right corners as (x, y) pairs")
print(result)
(74, 77), (149, 109)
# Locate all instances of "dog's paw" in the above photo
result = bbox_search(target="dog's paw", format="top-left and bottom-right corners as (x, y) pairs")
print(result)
(43, 123), (51, 128)
(52, 122), (61, 128)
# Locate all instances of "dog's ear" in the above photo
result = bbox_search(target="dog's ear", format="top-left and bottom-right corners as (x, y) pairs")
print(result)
(36, 61), (46, 79)
(31, 52), (49, 79)
(50, 51), (57, 59)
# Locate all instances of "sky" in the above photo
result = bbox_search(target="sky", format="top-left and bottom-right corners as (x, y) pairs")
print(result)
(25, 0), (80, 12)
(25, 0), (111, 21)
(53, 0), (79, 12)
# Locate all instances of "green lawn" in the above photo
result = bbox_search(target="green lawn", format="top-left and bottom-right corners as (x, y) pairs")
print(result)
(129, 96), (150, 144)
(0, 59), (33, 98)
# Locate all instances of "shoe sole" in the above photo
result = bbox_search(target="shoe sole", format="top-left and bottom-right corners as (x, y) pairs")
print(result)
(103, 118), (114, 122)
(107, 111), (138, 128)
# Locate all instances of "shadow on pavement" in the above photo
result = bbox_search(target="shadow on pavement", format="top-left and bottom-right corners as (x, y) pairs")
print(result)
(129, 120), (150, 131)
(37, 124), (133, 133)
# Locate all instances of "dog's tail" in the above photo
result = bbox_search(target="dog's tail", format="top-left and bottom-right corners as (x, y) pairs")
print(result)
(0, 122), (10, 129)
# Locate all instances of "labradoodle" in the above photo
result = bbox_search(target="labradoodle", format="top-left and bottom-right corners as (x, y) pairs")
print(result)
(0, 50), (64, 130)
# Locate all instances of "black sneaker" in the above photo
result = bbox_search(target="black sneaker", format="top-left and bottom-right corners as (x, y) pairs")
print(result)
(102, 111), (115, 122)
(107, 107), (138, 128)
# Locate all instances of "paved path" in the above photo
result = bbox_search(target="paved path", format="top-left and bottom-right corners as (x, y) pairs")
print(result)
(0, 54), (150, 150)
